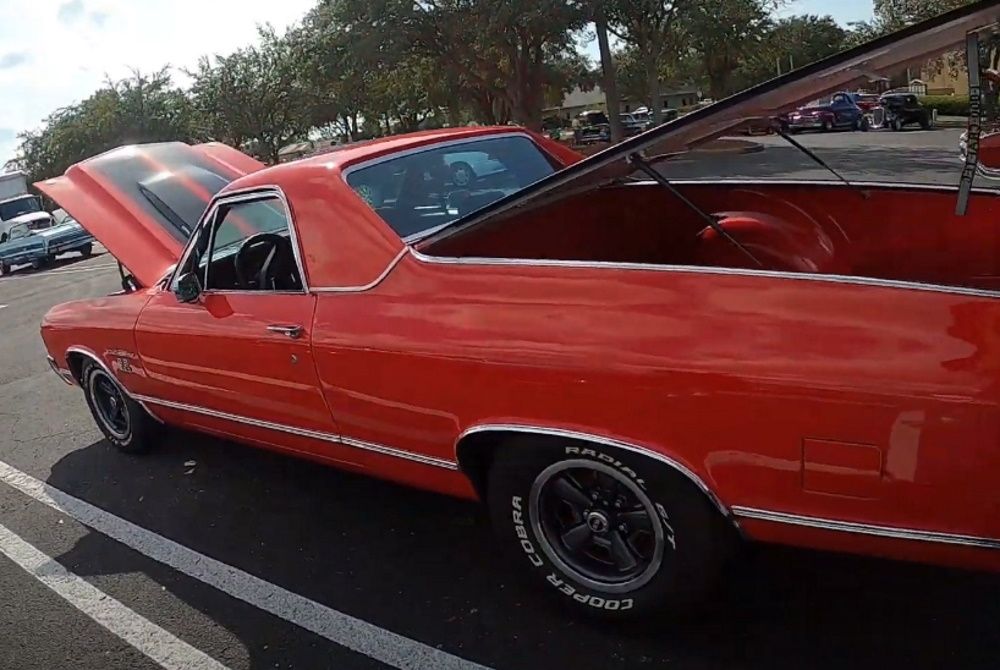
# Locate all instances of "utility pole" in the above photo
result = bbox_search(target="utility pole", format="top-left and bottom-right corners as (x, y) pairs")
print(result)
(595, 6), (624, 143)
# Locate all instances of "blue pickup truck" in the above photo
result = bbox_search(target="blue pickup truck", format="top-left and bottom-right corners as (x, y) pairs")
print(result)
(0, 211), (94, 275)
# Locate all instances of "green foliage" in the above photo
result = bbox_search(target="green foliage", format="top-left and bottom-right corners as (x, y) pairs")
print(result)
(187, 26), (312, 164)
(922, 94), (970, 116)
(735, 15), (848, 90)
(12, 0), (901, 173)
(850, 0), (976, 44)
(15, 69), (201, 182)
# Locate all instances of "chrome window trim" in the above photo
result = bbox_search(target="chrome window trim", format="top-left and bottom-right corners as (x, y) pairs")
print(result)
(628, 178), (1000, 194)
(409, 248), (1000, 299)
(732, 506), (1000, 550)
(170, 185), (309, 294)
(456, 423), (733, 522)
(64, 346), (163, 423)
(312, 247), (408, 293)
(130, 394), (458, 471)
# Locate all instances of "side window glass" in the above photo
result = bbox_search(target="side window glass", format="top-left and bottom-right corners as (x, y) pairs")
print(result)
(204, 197), (301, 292)
(346, 136), (557, 238)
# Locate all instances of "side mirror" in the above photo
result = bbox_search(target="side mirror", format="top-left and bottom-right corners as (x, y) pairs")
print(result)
(174, 272), (202, 304)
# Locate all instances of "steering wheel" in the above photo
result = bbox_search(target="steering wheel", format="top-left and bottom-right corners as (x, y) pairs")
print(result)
(234, 233), (298, 290)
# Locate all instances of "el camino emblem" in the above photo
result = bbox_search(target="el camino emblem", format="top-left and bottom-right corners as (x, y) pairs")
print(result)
(106, 349), (137, 375)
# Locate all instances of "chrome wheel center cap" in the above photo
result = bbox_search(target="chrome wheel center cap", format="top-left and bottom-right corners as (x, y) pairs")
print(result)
(586, 510), (610, 534)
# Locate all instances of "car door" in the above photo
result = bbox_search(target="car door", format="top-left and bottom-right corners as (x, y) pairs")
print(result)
(830, 94), (854, 126)
(133, 189), (348, 461)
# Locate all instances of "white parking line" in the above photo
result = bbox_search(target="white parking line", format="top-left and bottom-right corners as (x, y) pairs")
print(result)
(0, 459), (490, 670)
(0, 522), (228, 670)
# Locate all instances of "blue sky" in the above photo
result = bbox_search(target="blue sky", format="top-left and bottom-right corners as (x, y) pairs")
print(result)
(777, 0), (873, 25)
(0, 0), (876, 167)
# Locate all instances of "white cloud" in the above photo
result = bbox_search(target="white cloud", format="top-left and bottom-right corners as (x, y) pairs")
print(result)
(0, 0), (316, 167)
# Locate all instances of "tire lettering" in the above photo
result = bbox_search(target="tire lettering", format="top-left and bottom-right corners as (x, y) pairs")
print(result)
(511, 496), (543, 567)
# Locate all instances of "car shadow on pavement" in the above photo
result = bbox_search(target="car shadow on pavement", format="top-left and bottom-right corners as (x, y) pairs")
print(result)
(45, 433), (1000, 670)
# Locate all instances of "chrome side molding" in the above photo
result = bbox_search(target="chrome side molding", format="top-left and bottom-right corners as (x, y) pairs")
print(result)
(131, 394), (459, 471)
(733, 506), (1000, 550)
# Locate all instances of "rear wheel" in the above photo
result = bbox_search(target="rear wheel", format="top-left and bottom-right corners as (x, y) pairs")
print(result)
(891, 118), (903, 131)
(79, 243), (93, 257)
(487, 436), (733, 619)
(822, 119), (833, 132)
(30, 258), (44, 270)
(81, 360), (159, 454)
(0, 262), (9, 275)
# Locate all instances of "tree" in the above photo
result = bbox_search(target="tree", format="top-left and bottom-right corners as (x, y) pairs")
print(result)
(594, 7), (624, 141)
(188, 27), (312, 163)
(606, 0), (689, 123)
(851, 0), (975, 42)
(680, 0), (773, 99)
(736, 15), (848, 89)
(15, 69), (200, 182)
(408, 0), (589, 129)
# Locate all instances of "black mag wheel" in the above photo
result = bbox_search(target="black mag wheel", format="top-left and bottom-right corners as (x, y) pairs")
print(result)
(81, 360), (160, 454)
(530, 460), (664, 593)
(487, 436), (735, 619)
(89, 371), (131, 440)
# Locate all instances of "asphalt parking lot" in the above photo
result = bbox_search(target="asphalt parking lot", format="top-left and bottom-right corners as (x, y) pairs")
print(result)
(1, 131), (999, 670)
(665, 126), (966, 185)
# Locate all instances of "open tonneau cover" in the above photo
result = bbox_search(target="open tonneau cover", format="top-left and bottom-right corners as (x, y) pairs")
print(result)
(418, 0), (1000, 250)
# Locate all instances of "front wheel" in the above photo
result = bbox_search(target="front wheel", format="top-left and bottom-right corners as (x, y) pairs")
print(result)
(822, 119), (833, 132)
(80, 243), (93, 257)
(81, 361), (159, 453)
(487, 436), (733, 619)
(0, 262), (9, 275)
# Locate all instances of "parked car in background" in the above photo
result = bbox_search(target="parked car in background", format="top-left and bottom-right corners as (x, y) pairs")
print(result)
(783, 92), (868, 132)
(0, 211), (94, 274)
(848, 92), (882, 111)
(444, 150), (507, 187)
(880, 93), (934, 130)
(0, 193), (54, 242)
(619, 113), (646, 136)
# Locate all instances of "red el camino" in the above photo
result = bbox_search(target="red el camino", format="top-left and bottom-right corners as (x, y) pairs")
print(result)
(38, 2), (1000, 619)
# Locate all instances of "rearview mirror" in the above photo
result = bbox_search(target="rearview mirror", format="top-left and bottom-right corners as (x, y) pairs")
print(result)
(174, 272), (202, 304)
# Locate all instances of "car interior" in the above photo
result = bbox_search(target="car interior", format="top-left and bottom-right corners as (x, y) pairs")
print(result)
(422, 180), (1000, 291)
(190, 196), (304, 292)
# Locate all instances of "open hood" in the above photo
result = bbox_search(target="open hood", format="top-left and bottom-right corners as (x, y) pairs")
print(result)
(419, 0), (1000, 250)
(36, 142), (264, 287)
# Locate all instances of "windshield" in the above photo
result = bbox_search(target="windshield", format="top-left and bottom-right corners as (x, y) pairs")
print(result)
(345, 135), (558, 239)
(7, 224), (30, 240)
(0, 196), (41, 221)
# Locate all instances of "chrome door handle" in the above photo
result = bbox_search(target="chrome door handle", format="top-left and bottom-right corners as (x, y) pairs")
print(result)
(266, 324), (303, 339)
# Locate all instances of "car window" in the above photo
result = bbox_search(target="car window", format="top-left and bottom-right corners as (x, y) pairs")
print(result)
(346, 135), (558, 239)
(203, 196), (301, 291)
(8, 224), (28, 240)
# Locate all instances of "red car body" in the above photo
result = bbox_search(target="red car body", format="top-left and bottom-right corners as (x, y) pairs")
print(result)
(36, 2), (1000, 617)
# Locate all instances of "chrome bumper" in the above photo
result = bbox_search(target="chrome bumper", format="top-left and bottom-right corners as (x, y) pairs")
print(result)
(46, 355), (76, 385)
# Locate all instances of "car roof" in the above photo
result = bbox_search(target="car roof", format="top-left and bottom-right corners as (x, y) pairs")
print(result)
(224, 126), (530, 192)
